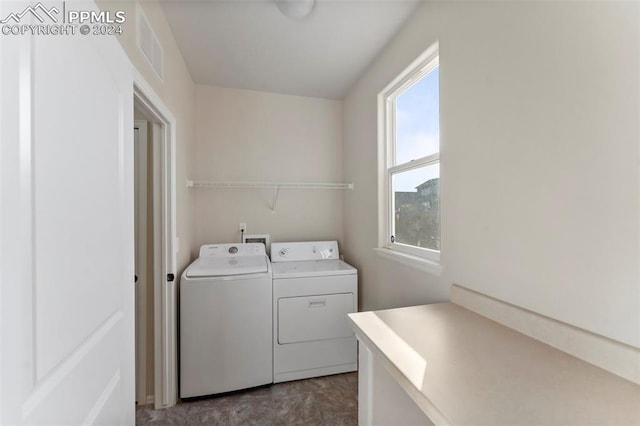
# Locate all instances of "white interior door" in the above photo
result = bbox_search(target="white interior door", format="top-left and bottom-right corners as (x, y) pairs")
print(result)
(0, 1), (135, 424)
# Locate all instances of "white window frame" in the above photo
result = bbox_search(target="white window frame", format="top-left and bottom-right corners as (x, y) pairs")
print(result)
(376, 42), (441, 274)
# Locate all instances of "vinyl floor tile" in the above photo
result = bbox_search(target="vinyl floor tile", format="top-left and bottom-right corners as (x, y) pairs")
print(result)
(136, 372), (357, 426)
(273, 393), (322, 426)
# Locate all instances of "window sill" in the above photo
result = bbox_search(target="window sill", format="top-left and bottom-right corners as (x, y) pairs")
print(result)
(373, 247), (442, 277)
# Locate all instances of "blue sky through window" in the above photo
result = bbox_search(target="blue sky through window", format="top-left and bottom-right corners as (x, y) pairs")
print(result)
(394, 66), (439, 191)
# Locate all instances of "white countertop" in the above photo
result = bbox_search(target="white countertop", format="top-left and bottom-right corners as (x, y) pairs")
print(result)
(349, 303), (640, 425)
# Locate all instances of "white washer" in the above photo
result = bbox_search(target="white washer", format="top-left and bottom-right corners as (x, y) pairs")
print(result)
(180, 243), (273, 398)
(271, 241), (358, 383)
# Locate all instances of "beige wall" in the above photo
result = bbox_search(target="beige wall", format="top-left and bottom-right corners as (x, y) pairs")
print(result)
(98, 0), (639, 349)
(193, 85), (344, 250)
(98, 0), (196, 273)
(343, 1), (639, 347)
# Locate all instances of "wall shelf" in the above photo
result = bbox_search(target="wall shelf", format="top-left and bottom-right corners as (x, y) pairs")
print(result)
(186, 180), (354, 212)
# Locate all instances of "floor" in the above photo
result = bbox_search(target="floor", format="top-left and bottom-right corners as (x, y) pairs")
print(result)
(136, 372), (358, 426)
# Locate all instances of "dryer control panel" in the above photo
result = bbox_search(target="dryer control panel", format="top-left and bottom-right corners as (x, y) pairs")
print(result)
(271, 241), (339, 262)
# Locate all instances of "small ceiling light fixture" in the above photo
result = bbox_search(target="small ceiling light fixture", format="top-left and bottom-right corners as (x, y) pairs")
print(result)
(275, 0), (316, 20)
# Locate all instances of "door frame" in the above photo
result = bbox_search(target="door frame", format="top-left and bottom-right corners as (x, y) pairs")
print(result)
(132, 72), (178, 409)
(133, 119), (149, 405)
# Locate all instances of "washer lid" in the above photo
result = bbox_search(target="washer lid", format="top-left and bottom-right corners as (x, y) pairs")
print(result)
(271, 259), (356, 279)
(186, 255), (269, 277)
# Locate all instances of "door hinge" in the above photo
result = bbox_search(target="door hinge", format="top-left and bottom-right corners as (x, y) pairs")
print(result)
(167, 273), (175, 282)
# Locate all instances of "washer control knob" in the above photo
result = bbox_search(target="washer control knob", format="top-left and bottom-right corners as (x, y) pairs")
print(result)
(228, 246), (238, 254)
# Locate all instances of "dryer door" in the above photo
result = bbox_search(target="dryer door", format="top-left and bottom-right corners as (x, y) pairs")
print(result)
(278, 293), (354, 344)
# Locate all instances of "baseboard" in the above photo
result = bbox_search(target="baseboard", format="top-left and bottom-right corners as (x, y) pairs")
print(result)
(451, 284), (640, 384)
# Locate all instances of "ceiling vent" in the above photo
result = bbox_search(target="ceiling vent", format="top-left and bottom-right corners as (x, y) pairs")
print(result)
(137, 9), (163, 80)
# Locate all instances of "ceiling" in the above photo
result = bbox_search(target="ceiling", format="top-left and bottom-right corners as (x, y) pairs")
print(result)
(159, 0), (421, 99)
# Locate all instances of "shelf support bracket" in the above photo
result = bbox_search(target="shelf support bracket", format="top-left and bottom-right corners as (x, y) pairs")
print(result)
(271, 185), (280, 213)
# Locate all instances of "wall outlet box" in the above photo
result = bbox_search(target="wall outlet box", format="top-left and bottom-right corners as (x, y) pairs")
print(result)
(243, 234), (271, 255)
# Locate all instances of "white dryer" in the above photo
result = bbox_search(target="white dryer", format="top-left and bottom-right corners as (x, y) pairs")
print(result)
(180, 243), (272, 398)
(271, 241), (357, 383)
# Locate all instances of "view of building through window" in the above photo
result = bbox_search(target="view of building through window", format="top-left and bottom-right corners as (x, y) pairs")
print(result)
(392, 66), (440, 251)
(393, 164), (440, 250)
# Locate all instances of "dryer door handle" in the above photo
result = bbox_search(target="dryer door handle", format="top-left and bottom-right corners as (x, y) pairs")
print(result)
(308, 300), (326, 308)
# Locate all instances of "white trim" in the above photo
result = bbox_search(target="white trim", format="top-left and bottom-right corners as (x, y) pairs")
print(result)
(373, 248), (442, 276)
(377, 83), (388, 251)
(380, 42), (439, 102)
(151, 121), (164, 409)
(388, 153), (439, 175)
(378, 42), (441, 263)
(387, 242), (440, 262)
(133, 120), (148, 406)
(133, 70), (177, 409)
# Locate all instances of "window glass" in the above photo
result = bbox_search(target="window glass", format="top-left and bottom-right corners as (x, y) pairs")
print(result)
(395, 67), (440, 165)
(392, 163), (440, 251)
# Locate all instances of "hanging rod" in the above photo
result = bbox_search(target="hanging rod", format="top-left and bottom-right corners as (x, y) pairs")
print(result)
(186, 180), (354, 190)
(186, 180), (354, 212)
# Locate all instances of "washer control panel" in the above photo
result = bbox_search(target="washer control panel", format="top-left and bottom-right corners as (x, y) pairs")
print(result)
(270, 241), (339, 262)
(199, 243), (265, 258)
